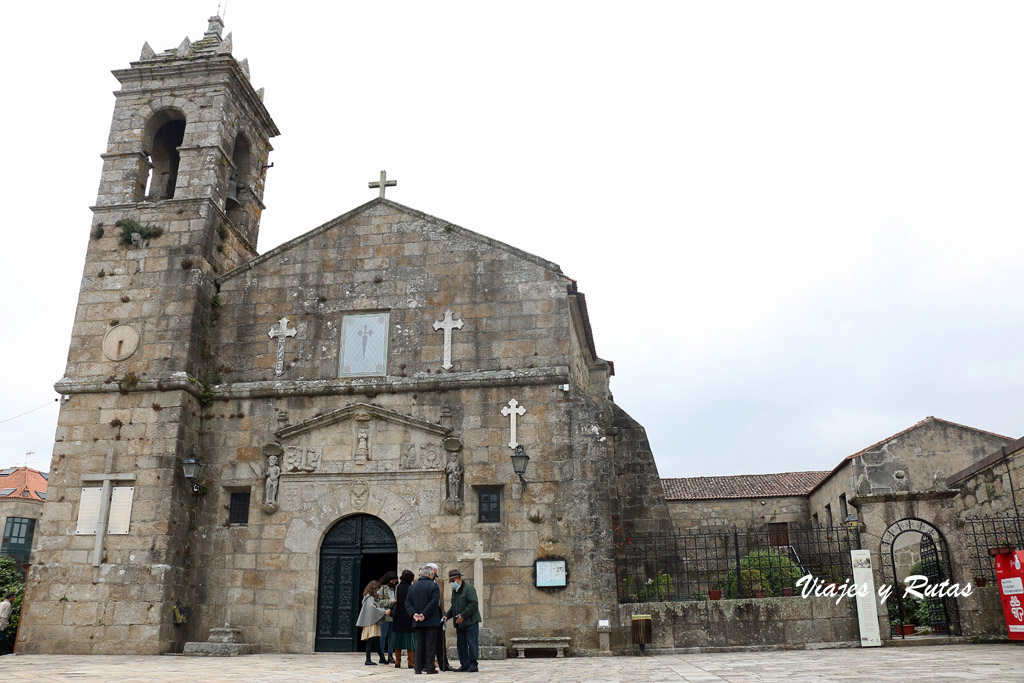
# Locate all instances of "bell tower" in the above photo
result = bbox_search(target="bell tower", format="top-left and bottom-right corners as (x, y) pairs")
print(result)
(19, 17), (278, 654)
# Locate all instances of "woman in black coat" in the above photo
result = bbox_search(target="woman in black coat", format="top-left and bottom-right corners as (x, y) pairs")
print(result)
(390, 570), (416, 668)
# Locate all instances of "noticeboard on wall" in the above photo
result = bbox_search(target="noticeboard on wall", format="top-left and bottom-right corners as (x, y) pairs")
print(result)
(535, 559), (567, 587)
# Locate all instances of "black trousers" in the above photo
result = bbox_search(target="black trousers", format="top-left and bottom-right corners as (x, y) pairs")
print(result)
(413, 627), (439, 673)
(435, 624), (449, 669)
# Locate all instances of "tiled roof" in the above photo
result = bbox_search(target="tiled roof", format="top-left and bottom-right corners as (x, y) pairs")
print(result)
(0, 467), (48, 502)
(662, 471), (831, 500)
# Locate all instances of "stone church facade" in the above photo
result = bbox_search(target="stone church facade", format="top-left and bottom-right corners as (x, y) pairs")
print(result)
(18, 17), (664, 655)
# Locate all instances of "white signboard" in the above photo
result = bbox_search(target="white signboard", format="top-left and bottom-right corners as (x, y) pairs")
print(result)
(75, 486), (134, 535)
(536, 560), (567, 587)
(851, 549), (881, 647)
(1001, 577), (1024, 596)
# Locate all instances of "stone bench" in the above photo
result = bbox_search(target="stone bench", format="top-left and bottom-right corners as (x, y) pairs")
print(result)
(508, 636), (571, 658)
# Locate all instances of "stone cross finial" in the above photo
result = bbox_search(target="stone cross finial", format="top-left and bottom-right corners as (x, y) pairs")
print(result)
(206, 15), (225, 38)
(369, 170), (397, 198)
(432, 310), (464, 370)
(81, 449), (137, 567)
(268, 317), (297, 376)
(457, 540), (501, 625)
(501, 399), (526, 449)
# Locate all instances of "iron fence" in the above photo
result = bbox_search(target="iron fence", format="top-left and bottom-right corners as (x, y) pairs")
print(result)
(964, 515), (1024, 581)
(617, 524), (860, 603)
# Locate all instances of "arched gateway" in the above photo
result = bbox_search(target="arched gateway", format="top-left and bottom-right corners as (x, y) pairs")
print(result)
(879, 517), (961, 637)
(316, 514), (398, 652)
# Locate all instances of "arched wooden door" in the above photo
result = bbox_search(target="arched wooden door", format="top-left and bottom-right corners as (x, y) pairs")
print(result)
(315, 514), (397, 652)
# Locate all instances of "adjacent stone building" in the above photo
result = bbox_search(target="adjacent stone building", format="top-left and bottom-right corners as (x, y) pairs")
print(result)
(663, 472), (827, 532)
(0, 467), (48, 568)
(18, 17), (659, 655)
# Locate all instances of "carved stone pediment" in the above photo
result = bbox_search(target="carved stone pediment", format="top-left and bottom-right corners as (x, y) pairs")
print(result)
(275, 403), (450, 440)
(273, 403), (452, 473)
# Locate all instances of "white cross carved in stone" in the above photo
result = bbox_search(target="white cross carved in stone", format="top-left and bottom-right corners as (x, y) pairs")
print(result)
(268, 317), (297, 376)
(457, 540), (501, 625)
(432, 310), (464, 370)
(501, 399), (526, 449)
(81, 449), (136, 568)
(368, 170), (397, 198)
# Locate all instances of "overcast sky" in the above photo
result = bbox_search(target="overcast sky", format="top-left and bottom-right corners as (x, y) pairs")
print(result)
(2, 2), (1023, 477)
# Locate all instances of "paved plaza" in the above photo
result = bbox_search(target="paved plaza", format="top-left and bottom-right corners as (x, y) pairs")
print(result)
(1, 644), (1023, 682)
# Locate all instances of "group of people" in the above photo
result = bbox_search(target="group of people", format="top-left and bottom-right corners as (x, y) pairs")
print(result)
(356, 563), (481, 674)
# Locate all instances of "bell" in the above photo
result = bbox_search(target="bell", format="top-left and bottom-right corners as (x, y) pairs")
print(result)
(225, 180), (240, 208)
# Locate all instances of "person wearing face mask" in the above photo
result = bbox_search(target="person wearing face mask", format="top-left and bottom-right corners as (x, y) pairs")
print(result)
(444, 569), (480, 673)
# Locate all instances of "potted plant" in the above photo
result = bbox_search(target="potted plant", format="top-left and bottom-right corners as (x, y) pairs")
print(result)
(781, 586), (794, 596)
(974, 575), (987, 587)
(708, 587), (722, 601)
(989, 538), (1015, 556)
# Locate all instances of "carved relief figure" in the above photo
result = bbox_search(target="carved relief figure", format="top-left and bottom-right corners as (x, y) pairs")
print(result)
(284, 446), (321, 472)
(401, 445), (419, 469)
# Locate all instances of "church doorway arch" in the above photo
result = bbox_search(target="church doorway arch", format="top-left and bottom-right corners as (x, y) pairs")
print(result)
(879, 518), (960, 638)
(315, 514), (398, 652)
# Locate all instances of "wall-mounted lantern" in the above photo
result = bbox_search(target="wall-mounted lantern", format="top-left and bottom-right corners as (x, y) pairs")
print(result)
(510, 445), (530, 490)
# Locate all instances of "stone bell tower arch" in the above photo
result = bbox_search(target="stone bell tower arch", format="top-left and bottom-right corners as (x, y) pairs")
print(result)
(18, 16), (279, 655)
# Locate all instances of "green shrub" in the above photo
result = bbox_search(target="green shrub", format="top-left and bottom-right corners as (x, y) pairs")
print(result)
(724, 549), (803, 598)
(621, 570), (673, 602)
(0, 556), (25, 651)
(116, 218), (164, 245)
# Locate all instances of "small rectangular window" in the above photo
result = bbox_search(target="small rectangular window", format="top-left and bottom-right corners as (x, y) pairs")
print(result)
(478, 490), (500, 524)
(228, 491), (251, 525)
(839, 493), (848, 524)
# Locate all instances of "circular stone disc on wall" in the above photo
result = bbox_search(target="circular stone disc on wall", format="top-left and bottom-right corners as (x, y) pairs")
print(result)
(102, 324), (140, 361)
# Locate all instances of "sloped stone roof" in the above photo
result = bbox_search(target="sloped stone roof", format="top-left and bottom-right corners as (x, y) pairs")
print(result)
(662, 471), (830, 500)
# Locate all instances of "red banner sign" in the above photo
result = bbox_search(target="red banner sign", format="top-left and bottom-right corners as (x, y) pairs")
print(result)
(994, 550), (1024, 640)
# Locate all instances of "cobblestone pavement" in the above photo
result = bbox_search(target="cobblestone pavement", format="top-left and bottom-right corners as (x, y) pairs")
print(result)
(2, 644), (1024, 682)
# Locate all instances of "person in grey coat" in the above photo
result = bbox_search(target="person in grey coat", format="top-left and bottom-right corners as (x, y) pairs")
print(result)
(355, 580), (390, 665)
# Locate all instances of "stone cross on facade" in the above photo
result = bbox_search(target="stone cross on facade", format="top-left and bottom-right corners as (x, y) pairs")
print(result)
(457, 540), (501, 624)
(81, 449), (136, 567)
(368, 170), (397, 198)
(432, 310), (463, 370)
(268, 317), (296, 376)
(501, 398), (526, 449)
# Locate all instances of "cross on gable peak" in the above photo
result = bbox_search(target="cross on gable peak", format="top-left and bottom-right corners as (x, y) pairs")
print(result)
(368, 170), (397, 198)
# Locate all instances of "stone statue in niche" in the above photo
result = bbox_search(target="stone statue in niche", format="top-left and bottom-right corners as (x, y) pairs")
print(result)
(444, 453), (464, 514)
(354, 411), (371, 461)
(401, 445), (419, 470)
(260, 442), (284, 514)
(284, 446), (321, 473)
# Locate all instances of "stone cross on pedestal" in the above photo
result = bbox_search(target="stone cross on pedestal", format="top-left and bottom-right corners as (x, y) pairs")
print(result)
(368, 170), (397, 198)
(457, 540), (501, 625)
(82, 449), (136, 567)
(268, 317), (296, 376)
(501, 399), (526, 449)
(432, 310), (463, 370)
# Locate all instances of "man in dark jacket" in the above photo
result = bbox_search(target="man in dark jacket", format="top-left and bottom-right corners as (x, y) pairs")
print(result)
(405, 566), (441, 674)
(445, 569), (481, 672)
